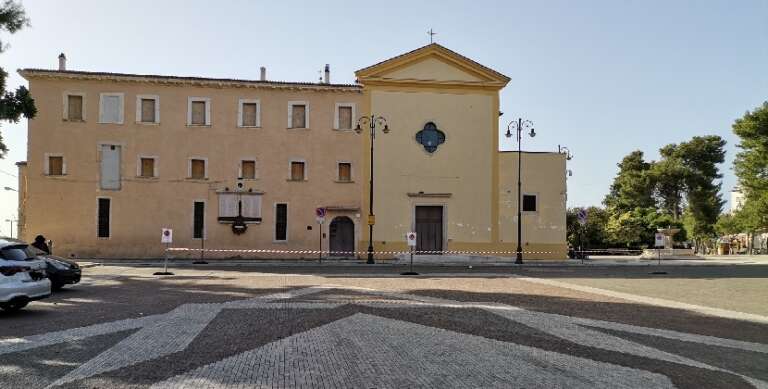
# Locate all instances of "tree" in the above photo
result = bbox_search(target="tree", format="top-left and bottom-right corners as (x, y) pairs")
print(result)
(567, 207), (609, 249)
(677, 136), (726, 245)
(651, 145), (688, 220)
(733, 102), (768, 233)
(716, 213), (743, 236)
(603, 151), (655, 213)
(0, 0), (36, 158)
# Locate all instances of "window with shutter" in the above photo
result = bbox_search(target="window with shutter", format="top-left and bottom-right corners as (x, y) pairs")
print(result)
(141, 99), (156, 123)
(338, 106), (352, 129)
(275, 203), (287, 241)
(48, 156), (64, 176)
(191, 101), (206, 125)
(241, 160), (256, 179)
(100, 94), (123, 123)
(190, 159), (206, 179)
(290, 161), (305, 181)
(291, 104), (306, 128)
(97, 198), (110, 238)
(338, 162), (351, 182)
(242, 103), (258, 127)
(140, 158), (155, 177)
(68, 95), (83, 121)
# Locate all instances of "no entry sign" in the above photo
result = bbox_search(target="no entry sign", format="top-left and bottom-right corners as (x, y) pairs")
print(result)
(161, 228), (173, 244)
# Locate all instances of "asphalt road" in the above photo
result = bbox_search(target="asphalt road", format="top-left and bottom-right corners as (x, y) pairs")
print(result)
(1, 264), (766, 388)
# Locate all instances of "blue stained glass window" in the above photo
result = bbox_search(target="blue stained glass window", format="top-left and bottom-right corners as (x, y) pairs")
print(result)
(415, 122), (446, 153)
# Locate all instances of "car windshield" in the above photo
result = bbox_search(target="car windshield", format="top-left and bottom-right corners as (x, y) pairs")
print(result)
(0, 245), (37, 261)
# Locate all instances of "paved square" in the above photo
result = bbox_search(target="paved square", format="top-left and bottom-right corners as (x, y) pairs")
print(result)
(1, 264), (767, 388)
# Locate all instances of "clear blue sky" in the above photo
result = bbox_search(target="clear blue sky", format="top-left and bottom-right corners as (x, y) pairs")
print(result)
(1, 0), (766, 237)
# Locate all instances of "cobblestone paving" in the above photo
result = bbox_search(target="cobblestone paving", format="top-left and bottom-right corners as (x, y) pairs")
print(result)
(0, 269), (766, 388)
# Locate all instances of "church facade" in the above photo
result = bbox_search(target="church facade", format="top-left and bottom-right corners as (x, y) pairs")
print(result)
(16, 44), (567, 260)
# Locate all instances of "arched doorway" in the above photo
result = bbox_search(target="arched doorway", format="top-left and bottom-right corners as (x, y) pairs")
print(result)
(329, 216), (355, 257)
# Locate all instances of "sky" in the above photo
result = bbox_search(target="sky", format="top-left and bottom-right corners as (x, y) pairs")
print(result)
(0, 0), (766, 238)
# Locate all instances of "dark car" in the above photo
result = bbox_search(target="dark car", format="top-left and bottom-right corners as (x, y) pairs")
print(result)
(42, 255), (81, 291)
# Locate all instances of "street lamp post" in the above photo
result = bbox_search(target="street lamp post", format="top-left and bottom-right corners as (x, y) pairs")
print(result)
(506, 118), (536, 264)
(4, 219), (16, 239)
(355, 115), (390, 264)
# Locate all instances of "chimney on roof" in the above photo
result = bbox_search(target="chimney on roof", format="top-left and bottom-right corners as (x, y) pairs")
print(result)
(260, 66), (266, 81)
(58, 53), (66, 71)
(324, 64), (330, 84)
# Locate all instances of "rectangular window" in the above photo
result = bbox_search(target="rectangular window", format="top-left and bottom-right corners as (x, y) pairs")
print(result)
(191, 101), (206, 125)
(140, 157), (155, 177)
(99, 93), (124, 124)
(48, 156), (64, 176)
(193, 201), (205, 239)
(338, 162), (351, 182)
(523, 194), (537, 212)
(188, 97), (211, 126)
(67, 95), (83, 121)
(190, 159), (206, 179)
(275, 203), (287, 241)
(100, 145), (121, 190)
(241, 160), (256, 179)
(290, 161), (305, 181)
(97, 198), (110, 238)
(242, 103), (258, 127)
(290, 103), (307, 128)
(141, 99), (156, 123)
(338, 106), (352, 129)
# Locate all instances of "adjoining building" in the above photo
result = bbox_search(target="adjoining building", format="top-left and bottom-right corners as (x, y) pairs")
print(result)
(15, 44), (567, 260)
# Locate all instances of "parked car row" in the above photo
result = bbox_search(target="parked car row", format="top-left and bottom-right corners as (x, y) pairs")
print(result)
(0, 237), (81, 312)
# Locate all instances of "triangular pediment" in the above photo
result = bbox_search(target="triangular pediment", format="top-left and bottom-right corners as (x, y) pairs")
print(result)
(356, 44), (510, 89)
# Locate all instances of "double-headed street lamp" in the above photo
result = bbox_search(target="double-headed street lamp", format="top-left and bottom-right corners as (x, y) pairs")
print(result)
(506, 118), (536, 264)
(355, 115), (390, 264)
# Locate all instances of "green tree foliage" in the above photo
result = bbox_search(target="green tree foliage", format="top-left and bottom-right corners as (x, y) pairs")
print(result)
(0, 0), (36, 158)
(733, 102), (768, 232)
(603, 151), (655, 213)
(566, 207), (609, 249)
(716, 213), (742, 236)
(603, 136), (725, 249)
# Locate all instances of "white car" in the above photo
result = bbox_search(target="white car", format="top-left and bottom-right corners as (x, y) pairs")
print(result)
(0, 237), (51, 312)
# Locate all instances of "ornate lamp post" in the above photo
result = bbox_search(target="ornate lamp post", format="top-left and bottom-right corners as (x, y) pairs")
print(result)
(506, 118), (536, 264)
(355, 115), (390, 264)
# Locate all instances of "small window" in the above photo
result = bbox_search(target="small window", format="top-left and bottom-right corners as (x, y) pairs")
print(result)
(67, 95), (83, 121)
(47, 155), (64, 176)
(190, 159), (206, 179)
(338, 162), (351, 182)
(289, 102), (308, 129)
(97, 198), (110, 238)
(241, 160), (256, 179)
(136, 95), (160, 124)
(335, 104), (355, 130)
(193, 201), (205, 239)
(188, 97), (210, 126)
(99, 93), (124, 124)
(290, 161), (305, 181)
(242, 103), (258, 127)
(275, 203), (287, 241)
(139, 157), (155, 177)
(523, 194), (537, 212)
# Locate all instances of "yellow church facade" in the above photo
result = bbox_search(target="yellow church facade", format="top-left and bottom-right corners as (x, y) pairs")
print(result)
(16, 44), (567, 260)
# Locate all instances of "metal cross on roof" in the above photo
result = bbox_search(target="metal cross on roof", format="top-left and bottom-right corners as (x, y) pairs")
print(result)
(427, 28), (437, 44)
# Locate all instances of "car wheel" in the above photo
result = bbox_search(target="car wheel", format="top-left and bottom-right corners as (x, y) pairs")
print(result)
(1, 299), (29, 312)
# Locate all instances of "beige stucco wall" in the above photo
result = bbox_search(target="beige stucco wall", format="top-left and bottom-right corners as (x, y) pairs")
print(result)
(366, 89), (495, 248)
(498, 151), (568, 257)
(22, 76), (363, 258)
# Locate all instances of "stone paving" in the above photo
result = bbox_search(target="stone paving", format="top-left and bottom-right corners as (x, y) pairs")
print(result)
(0, 266), (767, 388)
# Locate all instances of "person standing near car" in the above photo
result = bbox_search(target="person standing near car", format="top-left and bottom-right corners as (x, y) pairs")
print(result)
(31, 235), (50, 255)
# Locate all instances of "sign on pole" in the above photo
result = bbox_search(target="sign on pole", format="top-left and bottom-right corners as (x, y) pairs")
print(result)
(315, 207), (326, 224)
(577, 208), (588, 226)
(161, 228), (173, 244)
(406, 232), (417, 247)
(368, 214), (376, 226)
(654, 232), (665, 248)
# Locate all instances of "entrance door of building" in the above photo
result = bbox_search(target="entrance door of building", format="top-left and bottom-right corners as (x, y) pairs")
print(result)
(329, 216), (355, 257)
(415, 206), (443, 254)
